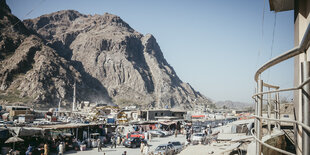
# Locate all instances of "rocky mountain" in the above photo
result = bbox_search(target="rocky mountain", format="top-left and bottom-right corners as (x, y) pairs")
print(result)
(0, 0), (209, 109)
(0, 0), (110, 109)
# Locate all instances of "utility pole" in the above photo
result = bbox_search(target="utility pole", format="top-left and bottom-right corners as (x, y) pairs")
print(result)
(72, 79), (76, 112)
(302, 61), (310, 155)
(58, 98), (61, 112)
(58, 98), (61, 116)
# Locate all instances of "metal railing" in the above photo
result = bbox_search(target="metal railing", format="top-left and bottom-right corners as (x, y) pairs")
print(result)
(252, 22), (310, 155)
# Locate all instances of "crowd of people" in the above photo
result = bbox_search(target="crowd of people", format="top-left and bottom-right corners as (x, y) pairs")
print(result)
(140, 141), (150, 155)
(24, 143), (49, 155)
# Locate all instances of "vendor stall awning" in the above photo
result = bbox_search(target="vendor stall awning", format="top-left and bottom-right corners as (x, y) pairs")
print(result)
(191, 115), (205, 118)
(159, 121), (176, 126)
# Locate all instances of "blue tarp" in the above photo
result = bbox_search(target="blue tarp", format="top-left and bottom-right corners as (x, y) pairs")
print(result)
(107, 118), (115, 123)
(0, 128), (9, 139)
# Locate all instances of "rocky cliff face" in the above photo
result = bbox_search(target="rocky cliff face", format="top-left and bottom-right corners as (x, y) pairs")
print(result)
(0, 1), (110, 109)
(1, 0), (209, 109)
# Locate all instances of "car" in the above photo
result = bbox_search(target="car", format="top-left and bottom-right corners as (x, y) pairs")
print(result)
(148, 130), (165, 137)
(127, 132), (145, 139)
(158, 129), (172, 136)
(168, 141), (183, 153)
(192, 126), (201, 133)
(123, 137), (146, 148)
(191, 133), (206, 144)
(201, 126), (207, 130)
(4, 121), (13, 124)
(154, 144), (175, 155)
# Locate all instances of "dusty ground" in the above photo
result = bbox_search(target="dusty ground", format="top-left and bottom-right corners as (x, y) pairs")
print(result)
(62, 134), (187, 155)
(180, 141), (246, 155)
(180, 144), (223, 155)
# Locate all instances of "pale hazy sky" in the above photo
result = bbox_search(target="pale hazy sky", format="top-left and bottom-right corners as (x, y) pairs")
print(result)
(7, 0), (295, 103)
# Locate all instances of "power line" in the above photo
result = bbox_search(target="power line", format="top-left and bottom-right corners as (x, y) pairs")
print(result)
(270, 13), (277, 60)
(3, 0), (46, 32)
(266, 12), (277, 82)
(23, 0), (46, 19)
(255, 0), (266, 69)
(254, 0), (266, 90)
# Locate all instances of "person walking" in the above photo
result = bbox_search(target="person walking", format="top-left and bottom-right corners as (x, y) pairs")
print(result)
(140, 142), (145, 155)
(208, 126), (212, 135)
(111, 136), (116, 148)
(44, 143), (49, 155)
(26, 145), (33, 155)
(186, 130), (190, 140)
(144, 132), (148, 141)
(102, 136), (107, 147)
(97, 139), (102, 152)
(143, 143), (149, 155)
(110, 136), (114, 148)
(121, 136), (126, 145)
(58, 142), (64, 155)
(117, 136), (121, 146)
(149, 132), (152, 142)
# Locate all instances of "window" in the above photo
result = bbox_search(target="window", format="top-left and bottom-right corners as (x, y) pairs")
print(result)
(155, 113), (158, 116)
(172, 142), (181, 146)
(161, 113), (163, 116)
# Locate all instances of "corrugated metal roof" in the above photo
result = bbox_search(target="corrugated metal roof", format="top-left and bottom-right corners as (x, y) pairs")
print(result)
(38, 123), (105, 130)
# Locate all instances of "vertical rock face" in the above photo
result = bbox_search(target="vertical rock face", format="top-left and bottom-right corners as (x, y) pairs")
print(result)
(1, 0), (209, 109)
(141, 34), (205, 109)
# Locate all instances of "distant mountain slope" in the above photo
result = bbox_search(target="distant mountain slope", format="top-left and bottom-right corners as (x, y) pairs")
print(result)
(215, 100), (253, 110)
(0, 0), (210, 109)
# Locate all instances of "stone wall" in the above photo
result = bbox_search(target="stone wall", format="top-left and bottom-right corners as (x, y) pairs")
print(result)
(262, 134), (287, 155)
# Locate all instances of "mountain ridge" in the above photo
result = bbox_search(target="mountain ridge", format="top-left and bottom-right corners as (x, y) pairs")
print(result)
(215, 100), (253, 110)
(0, 0), (210, 109)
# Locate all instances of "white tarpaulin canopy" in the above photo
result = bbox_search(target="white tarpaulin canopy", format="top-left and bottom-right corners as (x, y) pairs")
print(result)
(5, 136), (24, 150)
(5, 136), (24, 143)
(9, 127), (43, 137)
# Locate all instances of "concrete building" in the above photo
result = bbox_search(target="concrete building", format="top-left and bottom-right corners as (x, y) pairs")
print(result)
(252, 1), (310, 155)
(171, 110), (187, 118)
(271, 1), (310, 154)
(193, 104), (206, 113)
(232, 110), (250, 115)
(140, 109), (186, 121)
(291, 1), (310, 154)
(121, 110), (139, 121)
(5, 106), (34, 122)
